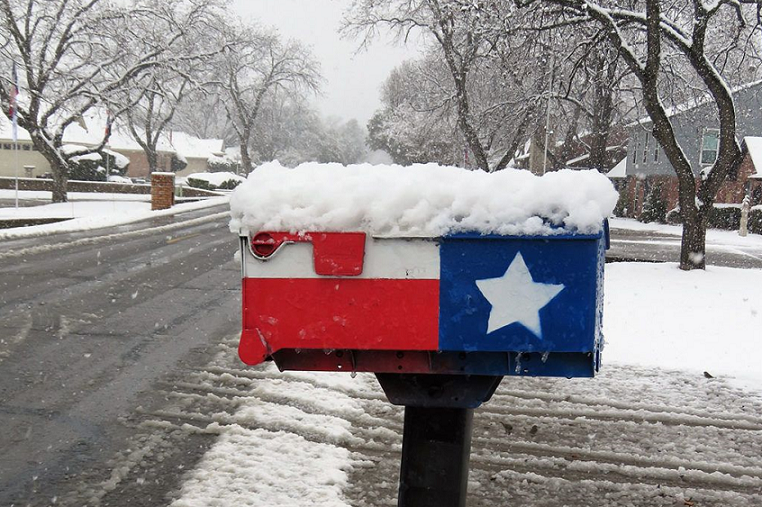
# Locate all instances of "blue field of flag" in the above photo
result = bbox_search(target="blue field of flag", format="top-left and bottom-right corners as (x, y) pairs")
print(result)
(438, 232), (605, 356)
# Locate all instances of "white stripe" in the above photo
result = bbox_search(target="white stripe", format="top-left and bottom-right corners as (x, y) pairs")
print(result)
(243, 236), (440, 279)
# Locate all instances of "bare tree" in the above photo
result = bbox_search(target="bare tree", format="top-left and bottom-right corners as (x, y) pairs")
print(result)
(345, 0), (546, 172)
(367, 57), (466, 165)
(118, 0), (227, 175)
(519, 0), (762, 269)
(172, 90), (235, 142)
(0, 0), (215, 202)
(216, 25), (320, 173)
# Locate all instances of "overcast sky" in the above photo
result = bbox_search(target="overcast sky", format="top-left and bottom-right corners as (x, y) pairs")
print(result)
(231, 0), (424, 126)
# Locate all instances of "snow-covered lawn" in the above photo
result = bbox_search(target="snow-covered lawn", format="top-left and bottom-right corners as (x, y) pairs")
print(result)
(603, 262), (762, 393)
(0, 191), (229, 239)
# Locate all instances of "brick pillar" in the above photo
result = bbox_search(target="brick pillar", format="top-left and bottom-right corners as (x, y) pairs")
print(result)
(151, 172), (175, 210)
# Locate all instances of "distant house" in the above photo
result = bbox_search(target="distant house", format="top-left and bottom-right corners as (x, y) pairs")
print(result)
(512, 128), (627, 175)
(0, 112), (224, 180)
(615, 80), (762, 217)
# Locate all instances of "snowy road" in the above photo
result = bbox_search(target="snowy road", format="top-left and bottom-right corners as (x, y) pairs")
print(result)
(0, 204), (241, 506)
(1, 210), (761, 506)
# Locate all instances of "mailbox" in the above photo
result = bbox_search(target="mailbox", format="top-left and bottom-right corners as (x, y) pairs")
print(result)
(231, 162), (618, 506)
(238, 224), (608, 379)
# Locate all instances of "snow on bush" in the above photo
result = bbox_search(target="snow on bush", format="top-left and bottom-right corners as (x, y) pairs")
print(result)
(187, 171), (245, 191)
(229, 161), (618, 236)
(104, 148), (130, 169)
(107, 175), (132, 184)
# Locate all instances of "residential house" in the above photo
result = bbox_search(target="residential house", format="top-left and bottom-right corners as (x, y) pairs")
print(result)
(616, 80), (762, 217)
(0, 112), (224, 180)
(512, 128), (627, 175)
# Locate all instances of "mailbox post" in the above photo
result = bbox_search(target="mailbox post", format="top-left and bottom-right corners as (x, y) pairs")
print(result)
(236, 226), (609, 506)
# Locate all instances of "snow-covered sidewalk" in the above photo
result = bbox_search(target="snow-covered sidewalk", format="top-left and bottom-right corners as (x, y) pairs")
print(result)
(0, 192), (229, 240)
(610, 217), (762, 249)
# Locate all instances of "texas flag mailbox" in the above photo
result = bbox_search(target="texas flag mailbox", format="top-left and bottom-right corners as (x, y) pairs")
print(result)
(237, 224), (608, 379)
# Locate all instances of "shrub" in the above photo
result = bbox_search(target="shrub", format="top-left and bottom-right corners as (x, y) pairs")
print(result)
(186, 177), (214, 190)
(171, 152), (187, 173)
(208, 154), (240, 174)
(707, 206), (740, 230)
(666, 207), (681, 225)
(69, 154), (106, 181)
(217, 178), (242, 190)
(748, 209), (762, 235)
(613, 186), (628, 217)
(68, 150), (129, 181)
(639, 183), (667, 223)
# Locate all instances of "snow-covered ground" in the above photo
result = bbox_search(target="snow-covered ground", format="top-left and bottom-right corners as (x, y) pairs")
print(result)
(160, 261), (762, 506)
(604, 262), (761, 393)
(610, 217), (762, 248)
(0, 190), (229, 239)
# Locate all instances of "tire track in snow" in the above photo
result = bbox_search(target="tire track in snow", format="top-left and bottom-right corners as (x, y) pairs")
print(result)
(491, 388), (762, 426)
(57, 332), (762, 507)
(342, 366), (762, 507)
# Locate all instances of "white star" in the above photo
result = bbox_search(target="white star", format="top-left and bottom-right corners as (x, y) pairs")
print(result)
(475, 252), (565, 339)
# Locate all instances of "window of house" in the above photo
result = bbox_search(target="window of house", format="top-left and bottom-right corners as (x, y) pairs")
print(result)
(653, 146), (659, 162)
(2, 143), (11, 150)
(700, 129), (719, 165)
(642, 132), (649, 163)
(22, 144), (30, 151)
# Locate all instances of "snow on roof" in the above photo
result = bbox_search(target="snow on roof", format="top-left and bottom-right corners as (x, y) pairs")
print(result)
(744, 137), (762, 178)
(229, 161), (618, 237)
(0, 110), (223, 160)
(169, 131), (224, 160)
(629, 79), (762, 127)
(607, 158), (627, 178)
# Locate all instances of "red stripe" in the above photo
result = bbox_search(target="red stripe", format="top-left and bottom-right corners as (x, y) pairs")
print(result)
(239, 277), (439, 365)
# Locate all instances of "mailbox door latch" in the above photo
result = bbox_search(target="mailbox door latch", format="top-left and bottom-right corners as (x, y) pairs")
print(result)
(249, 231), (366, 276)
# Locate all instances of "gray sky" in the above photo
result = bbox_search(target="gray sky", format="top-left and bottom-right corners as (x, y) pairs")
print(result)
(231, 0), (424, 126)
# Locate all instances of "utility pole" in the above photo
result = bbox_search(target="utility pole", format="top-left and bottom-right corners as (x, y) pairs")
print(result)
(543, 57), (555, 175)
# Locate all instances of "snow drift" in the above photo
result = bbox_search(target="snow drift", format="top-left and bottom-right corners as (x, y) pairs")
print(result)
(229, 161), (618, 237)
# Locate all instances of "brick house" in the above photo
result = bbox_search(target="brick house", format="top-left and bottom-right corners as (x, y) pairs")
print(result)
(613, 80), (762, 217)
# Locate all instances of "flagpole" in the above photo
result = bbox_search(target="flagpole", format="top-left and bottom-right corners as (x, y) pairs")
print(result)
(14, 140), (18, 209)
(11, 61), (20, 209)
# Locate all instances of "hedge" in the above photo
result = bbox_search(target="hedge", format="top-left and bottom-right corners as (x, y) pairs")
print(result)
(666, 206), (762, 234)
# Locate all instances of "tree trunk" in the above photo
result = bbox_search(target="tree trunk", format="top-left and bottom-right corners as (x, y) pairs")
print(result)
(588, 131), (608, 172)
(51, 162), (69, 203)
(32, 135), (69, 203)
(146, 149), (159, 174)
(240, 126), (253, 174)
(680, 209), (707, 270)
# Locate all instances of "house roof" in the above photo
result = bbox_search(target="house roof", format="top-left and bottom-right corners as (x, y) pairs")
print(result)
(743, 137), (762, 179)
(607, 157), (627, 178)
(0, 111), (223, 160)
(629, 79), (762, 128)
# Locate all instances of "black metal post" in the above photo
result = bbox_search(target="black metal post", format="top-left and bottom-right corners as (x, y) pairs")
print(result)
(397, 406), (474, 507)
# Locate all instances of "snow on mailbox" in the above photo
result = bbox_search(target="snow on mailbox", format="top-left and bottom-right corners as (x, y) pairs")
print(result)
(229, 161), (618, 380)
